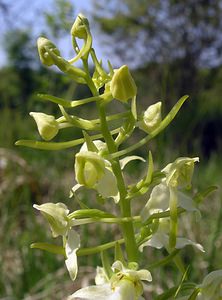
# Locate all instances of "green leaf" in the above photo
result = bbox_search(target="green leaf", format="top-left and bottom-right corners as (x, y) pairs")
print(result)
(187, 288), (200, 300)
(194, 185), (218, 204)
(38, 93), (111, 108)
(31, 242), (65, 255)
(15, 128), (120, 150)
(101, 250), (113, 279)
(38, 93), (73, 107)
(114, 242), (126, 266)
(155, 282), (196, 300)
(174, 266), (190, 297)
(82, 131), (98, 152)
(148, 249), (180, 269)
(15, 138), (84, 150)
(68, 209), (115, 220)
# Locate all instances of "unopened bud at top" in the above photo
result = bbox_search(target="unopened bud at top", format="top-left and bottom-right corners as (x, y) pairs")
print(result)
(30, 112), (59, 141)
(139, 102), (162, 134)
(110, 65), (137, 102)
(71, 13), (89, 39)
(37, 37), (60, 66)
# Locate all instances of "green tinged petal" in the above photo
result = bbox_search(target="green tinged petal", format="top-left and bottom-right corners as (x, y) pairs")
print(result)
(162, 157), (199, 188)
(71, 13), (89, 39)
(37, 37), (60, 66)
(65, 230), (80, 281)
(33, 202), (69, 237)
(198, 270), (222, 299)
(138, 102), (162, 134)
(30, 112), (59, 141)
(110, 65), (137, 102)
(75, 151), (106, 188)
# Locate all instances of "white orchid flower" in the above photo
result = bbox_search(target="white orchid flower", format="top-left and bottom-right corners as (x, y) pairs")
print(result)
(68, 261), (152, 300)
(73, 140), (145, 202)
(33, 202), (70, 237)
(141, 181), (198, 222)
(33, 202), (80, 281)
(73, 140), (118, 199)
(196, 270), (222, 299)
(139, 218), (204, 253)
(177, 270), (222, 300)
(162, 157), (199, 189)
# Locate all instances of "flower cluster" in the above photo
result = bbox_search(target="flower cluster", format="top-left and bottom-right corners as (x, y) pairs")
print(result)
(16, 13), (219, 300)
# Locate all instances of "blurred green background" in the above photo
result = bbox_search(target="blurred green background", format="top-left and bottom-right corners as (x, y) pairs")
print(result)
(0, 0), (222, 299)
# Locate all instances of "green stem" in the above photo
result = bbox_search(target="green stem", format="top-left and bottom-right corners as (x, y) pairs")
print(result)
(68, 216), (141, 225)
(77, 238), (125, 256)
(37, 92), (112, 108)
(169, 186), (178, 250)
(15, 128), (120, 150)
(83, 58), (138, 261)
(57, 111), (129, 128)
(148, 249), (180, 269)
(97, 103), (138, 262)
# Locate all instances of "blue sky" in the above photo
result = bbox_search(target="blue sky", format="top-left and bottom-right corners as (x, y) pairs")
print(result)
(0, 0), (107, 67)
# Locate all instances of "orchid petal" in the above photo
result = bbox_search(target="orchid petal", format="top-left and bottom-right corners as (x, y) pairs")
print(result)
(96, 168), (118, 198)
(33, 202), (69, 237)
(176, 237), (205, 252)
(95, 266), (109, 285)
(65, 230), (80, 281)
(68, 284), (112, 300)
(141, 182), (169, 222)
(119, 155), (145, 170)
(197, 270), (222, 299)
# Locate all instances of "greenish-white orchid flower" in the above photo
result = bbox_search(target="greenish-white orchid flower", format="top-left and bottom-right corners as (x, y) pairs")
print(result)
(139, 218), (204, 253)
(177, 270), (222, 300)
(162, 157), (199, 189)
(74, 140), (118, 199)
(33, 203), (80, 281)
(73, 140), (144, 202)
(33, 202), (70, 237)
(197, 270), (222, 299)
(141, 157), (200, 224)
(141, 181), (198, 221)
(68, 261), (152, 300)
(75, 151), (106, 188)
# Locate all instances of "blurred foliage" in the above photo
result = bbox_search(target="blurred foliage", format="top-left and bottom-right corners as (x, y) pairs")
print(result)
(0, 1), (222, 299)
(44, 0), (75, 38)
(93, 0), (222, 159)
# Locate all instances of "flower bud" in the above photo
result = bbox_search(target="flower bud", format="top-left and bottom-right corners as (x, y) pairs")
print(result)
(110, 65), (137, 102)
(33, 202), (69, 237)
(71, 13), (89, 39)
(37, 37), (60, 66)
(139, 102), (162, 134)
(75, 151), (105, 188)
(30, 112), (59, 141)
